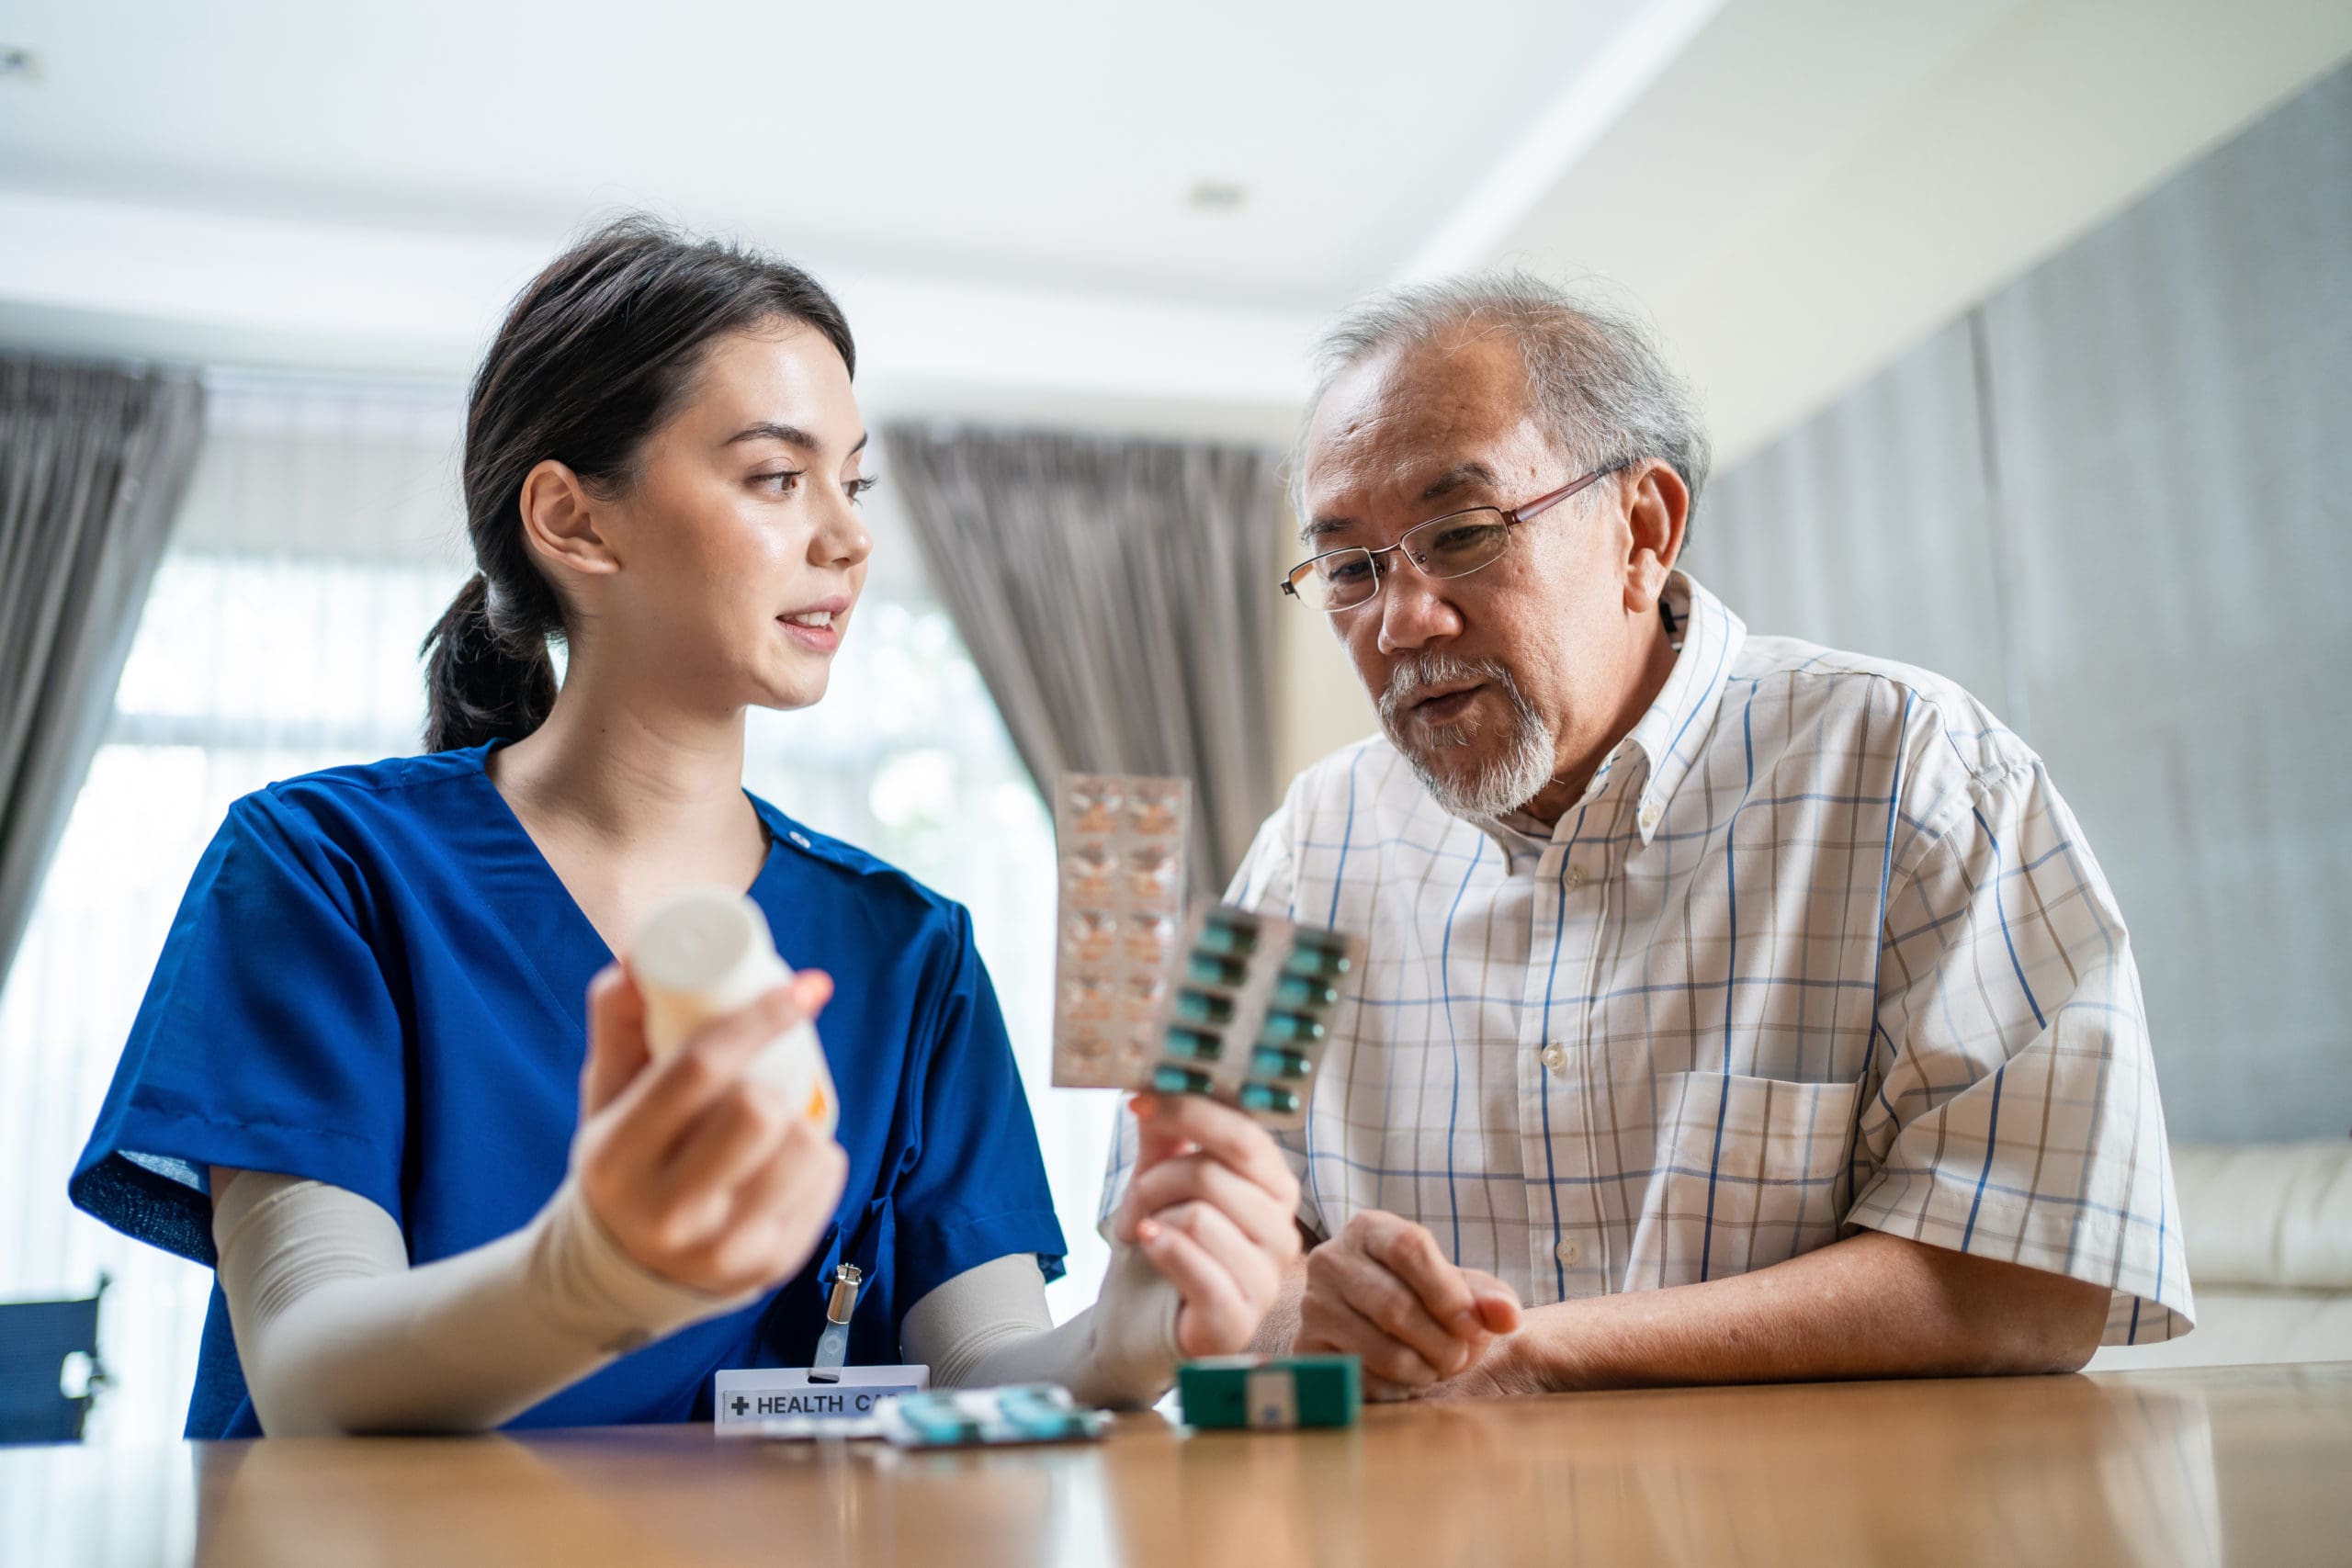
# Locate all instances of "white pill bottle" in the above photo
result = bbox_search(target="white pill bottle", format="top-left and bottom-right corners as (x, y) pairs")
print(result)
(631, 887), (839, 1136)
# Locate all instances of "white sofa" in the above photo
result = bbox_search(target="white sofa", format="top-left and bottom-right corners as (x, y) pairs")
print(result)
(2088, 1140), (2352, 1371)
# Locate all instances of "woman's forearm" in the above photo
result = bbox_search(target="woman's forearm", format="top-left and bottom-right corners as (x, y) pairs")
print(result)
(211, 1167), (749, 1436)
(901, 1247), (1183, 1410)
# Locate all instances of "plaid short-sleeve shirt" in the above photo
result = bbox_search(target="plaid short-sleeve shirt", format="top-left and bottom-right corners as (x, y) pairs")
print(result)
(1103, 572), (2192, 1345)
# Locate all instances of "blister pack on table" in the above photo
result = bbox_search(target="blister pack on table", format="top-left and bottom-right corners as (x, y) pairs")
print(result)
(876, 1384), (1110, 1449)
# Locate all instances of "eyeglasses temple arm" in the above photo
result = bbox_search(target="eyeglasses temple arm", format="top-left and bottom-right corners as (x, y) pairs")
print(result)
(1510, 458), (1635, 525)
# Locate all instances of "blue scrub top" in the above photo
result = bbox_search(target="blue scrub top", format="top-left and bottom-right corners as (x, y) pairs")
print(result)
(69, 742), (1066, 1438)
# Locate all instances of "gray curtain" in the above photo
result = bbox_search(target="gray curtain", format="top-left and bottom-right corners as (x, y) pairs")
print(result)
(1698, 61), (2352, 1143)
(884, 425), (1282, 897)
(0, 357), (205, 984)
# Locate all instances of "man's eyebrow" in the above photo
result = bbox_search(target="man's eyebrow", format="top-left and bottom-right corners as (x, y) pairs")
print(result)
(723, 424), (871, 457)
(1418, 461), (1498, 503)
(1298, 459), (1501, 543)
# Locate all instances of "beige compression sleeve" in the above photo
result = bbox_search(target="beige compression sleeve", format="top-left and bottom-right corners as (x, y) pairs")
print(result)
(216, 1170), (1191, 1431)
(209, 1167), (753, 1436)
(899, 1246), (1183, 1410)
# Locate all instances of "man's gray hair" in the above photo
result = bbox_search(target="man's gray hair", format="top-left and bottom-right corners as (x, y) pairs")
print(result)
(1298, 271), (1712, 526)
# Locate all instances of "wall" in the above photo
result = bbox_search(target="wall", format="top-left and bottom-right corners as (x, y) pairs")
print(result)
(1698, 62), (2352, 1142)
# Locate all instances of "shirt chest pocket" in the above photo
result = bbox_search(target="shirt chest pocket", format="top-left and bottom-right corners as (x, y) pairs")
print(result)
(1625, 1072), (1861, 1288)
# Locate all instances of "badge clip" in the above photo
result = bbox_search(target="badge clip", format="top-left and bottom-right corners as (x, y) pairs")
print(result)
(808, 1262), (862, 1384)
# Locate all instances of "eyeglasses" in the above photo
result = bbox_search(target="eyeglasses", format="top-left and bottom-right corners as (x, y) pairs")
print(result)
(1281, 460), (1630, 614)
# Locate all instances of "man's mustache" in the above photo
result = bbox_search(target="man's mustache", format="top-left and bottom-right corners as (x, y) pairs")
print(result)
(1378, 653), (1521, 727)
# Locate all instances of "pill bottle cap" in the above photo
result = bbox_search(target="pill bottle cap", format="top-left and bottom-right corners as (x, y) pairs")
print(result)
(635, 887), (774, 997)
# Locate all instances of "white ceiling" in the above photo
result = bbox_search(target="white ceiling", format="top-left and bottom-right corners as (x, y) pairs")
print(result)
(2, 0), (2347, 453)
(0, 0), (1650, 303)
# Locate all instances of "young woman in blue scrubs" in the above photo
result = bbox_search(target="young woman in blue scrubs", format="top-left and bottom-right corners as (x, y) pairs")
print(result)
(70, 219), (1304, 1437)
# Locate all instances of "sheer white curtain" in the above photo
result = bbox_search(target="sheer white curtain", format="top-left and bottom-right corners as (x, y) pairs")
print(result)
(0, 373), (1100, 1461)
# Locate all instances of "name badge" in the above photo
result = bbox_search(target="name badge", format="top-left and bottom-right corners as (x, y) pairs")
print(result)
(714, 1365), (930, 1430)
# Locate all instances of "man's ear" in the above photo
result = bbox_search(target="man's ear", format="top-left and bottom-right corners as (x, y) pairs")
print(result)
(517, 459), (620, 582)
(1623, 462), (1689, 614)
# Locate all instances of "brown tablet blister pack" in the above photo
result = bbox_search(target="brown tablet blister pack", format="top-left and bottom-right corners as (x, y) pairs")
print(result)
(1051, 773), (1192, 1091)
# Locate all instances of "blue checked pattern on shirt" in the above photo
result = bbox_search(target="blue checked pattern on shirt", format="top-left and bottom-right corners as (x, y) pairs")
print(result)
(1103, 572), (2192, 1345)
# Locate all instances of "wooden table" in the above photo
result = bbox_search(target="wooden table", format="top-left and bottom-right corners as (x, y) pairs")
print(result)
(7, 1363), (2349, 1566)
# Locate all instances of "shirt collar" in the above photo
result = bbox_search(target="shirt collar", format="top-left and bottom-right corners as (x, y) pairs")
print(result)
(1467, 570), (1745, 858)
(1615, 570), (1744, 845)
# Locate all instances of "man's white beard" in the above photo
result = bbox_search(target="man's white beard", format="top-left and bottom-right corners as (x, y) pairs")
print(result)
(1377, 652), (1555, 820)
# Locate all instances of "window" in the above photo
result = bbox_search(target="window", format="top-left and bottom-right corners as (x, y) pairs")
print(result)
(0, 375), (1104, 1450)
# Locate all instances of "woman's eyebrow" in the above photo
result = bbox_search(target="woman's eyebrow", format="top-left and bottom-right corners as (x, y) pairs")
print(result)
(721, 424), (872, 459)
(724, 421), (818, 450)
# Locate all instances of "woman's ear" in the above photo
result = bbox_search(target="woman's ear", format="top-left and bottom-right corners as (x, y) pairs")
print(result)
(1622, 461), (1689, 614)
(517, 459), (621, 582)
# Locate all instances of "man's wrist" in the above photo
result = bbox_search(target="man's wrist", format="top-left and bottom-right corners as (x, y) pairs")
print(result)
(1490, 1302), (1588, 1394)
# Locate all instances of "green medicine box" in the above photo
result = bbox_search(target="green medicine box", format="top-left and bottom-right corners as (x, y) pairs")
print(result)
(1178, 1355), (1362, 1431)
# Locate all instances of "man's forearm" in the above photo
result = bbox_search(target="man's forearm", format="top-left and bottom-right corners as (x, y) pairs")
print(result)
(1503, 1231), (2109, 1393)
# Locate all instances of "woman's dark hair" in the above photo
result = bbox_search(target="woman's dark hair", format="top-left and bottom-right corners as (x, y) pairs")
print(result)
(421, 215), (856, 752)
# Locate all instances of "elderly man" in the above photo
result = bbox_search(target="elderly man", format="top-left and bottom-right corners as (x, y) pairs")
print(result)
(1102, 275), (2191, 1398)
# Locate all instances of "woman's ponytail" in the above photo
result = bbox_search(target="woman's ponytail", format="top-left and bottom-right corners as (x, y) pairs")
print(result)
(419, 572), (558, 752)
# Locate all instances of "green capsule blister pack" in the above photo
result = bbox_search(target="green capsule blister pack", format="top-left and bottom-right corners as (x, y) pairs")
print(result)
(876, 1384), (1110, 1449)
(1145, 904), (1356, 1131)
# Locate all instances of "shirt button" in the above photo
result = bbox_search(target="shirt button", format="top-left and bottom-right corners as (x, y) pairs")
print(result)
(1566, 864), (1587, 888)
(1555, 1238), (1581, 1265)
(1637, 801), (1661, 831)
(1540, 1043), (1567, 1072)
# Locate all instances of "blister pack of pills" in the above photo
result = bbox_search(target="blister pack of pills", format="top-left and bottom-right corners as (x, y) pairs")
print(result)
(876, 1384), (1110, 1449)
(1146, 906), (1356, 1131)
(1052, 773), (1356, 1127)
(1052, 773), (1193, 1090)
